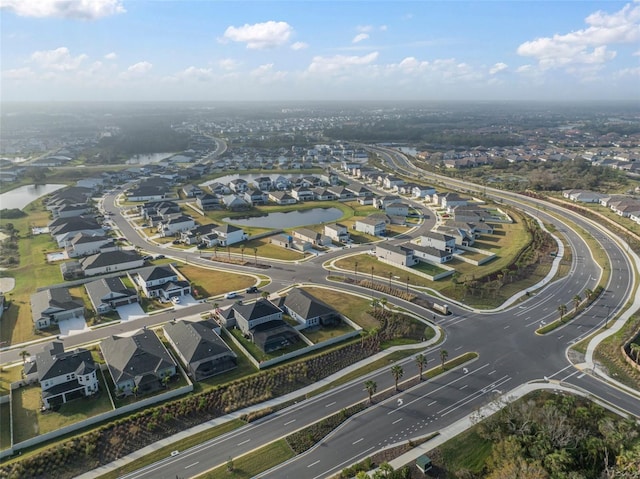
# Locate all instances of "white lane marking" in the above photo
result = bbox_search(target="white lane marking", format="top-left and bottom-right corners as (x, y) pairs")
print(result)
(353, 438), (364, 444)
(284, 419), (296, 426)
(325, 401), (336, 408)
(427, 400), (437, 406)
(308, 460), (320, 468)
(237, 439), (250, 446)
(392, 418), (403, 424)
(185, 462), (199, 469)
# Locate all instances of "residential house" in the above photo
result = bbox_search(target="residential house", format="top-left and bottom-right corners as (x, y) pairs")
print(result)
(133, 265), (191, 301)
(85, 277), (139, 314)
(253, 176), (273, 191)
(292, 228), (332, 246)
(268, 191), (297, 205)
(232, 299), (300, 353)
(291, 187), (315, 201)
(244, 189), (266, 206)
(419, 232), (456, 252)
(434, 192), (468, 209)
(324, 223), (349, 243)
(270, 233), (294, 249)
(127, 186), (167, 202)
(31, 287), (85, 330)
(101, 329), (177, 397)
(163, 319), (237, 380)
(327, 186), (355, 199)
(23, 342), (98, 409)
(158, 215), (196, 237)
(207, 182), (231, 196)
(385, 202), (410, 217)
(355, 214), (388, 236)
(196, 193), (220, 211)
(383, 176), (405, 190)
(312, 188), (337, 201)
(222, 194), (250, 211)
(180, 224), (219, 245)
(277, 288), (339, 329)
(212, 224), (245, 246)
(412, 185), (436, 199)
(345, 184), (373, 198)
(80, 250), (145, 276)
(49, 217), (105, 247)
(562, 189), (605, 203)
(375, 243), (418, 267)
(51, 203), (90, 219)
(65, 232), (116, 258)
(412, 244), (453, 264)
(374, 195), (402, 209)
(229, 178), (248, 193)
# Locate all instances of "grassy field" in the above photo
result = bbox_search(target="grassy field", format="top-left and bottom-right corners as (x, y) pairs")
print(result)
(436, 428), (492, 476)
(97, 419), (245, 479)
(12, 374), (113, 443)
(301, 322), (356, 344)
(197, 439), (295, 479)
(300, 287), (378, 330)
(0, 364), (23, 396)
(174, 264), (255, 298)
(0, 403), (11, 450)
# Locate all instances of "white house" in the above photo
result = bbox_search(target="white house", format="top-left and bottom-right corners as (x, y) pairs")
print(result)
(412, 244), (453, 264)
(80, 250), (145, 277)
(132, 265), (191, 301)
(65, 232), (116, 258)
(375, 243), (417, 267)
(159, 215), (196, 237)
(355, 215), (388, 236)
(385, 202), (410, 217)
(412, 185), (436, 199)
(419, 232), (456, 252)
(212, 224), (246, 246)
(324, 223), (349, 243)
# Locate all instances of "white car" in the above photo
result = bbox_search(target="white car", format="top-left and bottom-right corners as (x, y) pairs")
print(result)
(224, 292), (238, 299)
(171, 297), (181, 304)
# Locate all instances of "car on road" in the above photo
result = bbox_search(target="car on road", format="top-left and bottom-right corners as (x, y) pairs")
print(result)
(224, 292), (238, 299)
(170, 450), (179, 457)
(155, 254), (165, 260)
(246, 286), (259, 294)
(142, 255), (152, 261)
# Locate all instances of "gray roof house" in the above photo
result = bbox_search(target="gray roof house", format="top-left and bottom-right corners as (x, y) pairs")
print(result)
(100, 329), (177, 397)
(30, 288), (85, 330)
(277, 288), (339, 329)
(23, 342), (98, 409)
(85, 277), (139, 314)
(80, 250), (145, 276)
(163, 319), (237, 380)
(232, 299), (300, 353)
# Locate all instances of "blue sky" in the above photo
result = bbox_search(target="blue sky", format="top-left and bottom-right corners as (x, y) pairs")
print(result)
(1, 0), (639, 102)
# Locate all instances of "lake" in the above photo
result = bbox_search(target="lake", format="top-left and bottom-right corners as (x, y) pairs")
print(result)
(0, 184), (67, 210)
(224, 207), (343, 229)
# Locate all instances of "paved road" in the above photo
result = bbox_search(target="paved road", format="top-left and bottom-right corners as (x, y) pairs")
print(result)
(3, 144), (638, 479)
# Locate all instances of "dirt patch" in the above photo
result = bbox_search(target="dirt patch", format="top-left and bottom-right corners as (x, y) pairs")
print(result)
(0, 277), (15, 293)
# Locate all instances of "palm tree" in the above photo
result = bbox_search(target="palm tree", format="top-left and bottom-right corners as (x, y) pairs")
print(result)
(162, 375), (170, 389)
(227, 245), (231, 260)
(387, 271), (393, 289)
(214, 245), (218, 258)
(371, 298), (379, 313)
(415, 353), (427, 381)
(253, 247), (258, 265)
(558, 304), (568, 321)
(440, 349), (448, 369)
(584, 288), (593, 301)
(379, 297), (388, 312)
(573, 294), (581, 312)
(261, 291), (269, 300)
(364, 379), (377, 404)
(19, 350), (30, 364)
(354, 261), (358, 283)
(132, 386), (139, 397)
(240, 246), (245, 262)
(390, 364), (403, 391)
(630, 343), (640, 365)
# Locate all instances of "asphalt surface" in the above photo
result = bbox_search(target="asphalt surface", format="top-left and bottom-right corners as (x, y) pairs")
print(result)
(3, 144), (638, 479)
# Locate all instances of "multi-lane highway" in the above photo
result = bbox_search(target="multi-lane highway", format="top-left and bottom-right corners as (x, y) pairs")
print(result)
(3, 143), (638, 479)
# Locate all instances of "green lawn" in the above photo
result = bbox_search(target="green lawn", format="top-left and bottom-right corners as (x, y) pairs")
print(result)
(175, 264), (255, 298)
(197, 439), (295, 479)
(437, 429), (492, 475)
(12, 373), (113, 443)
(300, 287), (378, 330)
(0, 403), (11, 450)
(0, 364), (23, 396)
(301, 322), (356, 344)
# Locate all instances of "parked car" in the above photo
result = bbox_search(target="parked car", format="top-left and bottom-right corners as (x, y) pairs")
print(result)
(171, 296), (181, 304)
(224, 292), (238, 299)
(172, 239), (182, 244)
(142, 255), (152, 261)
(246, 286), (258, 294)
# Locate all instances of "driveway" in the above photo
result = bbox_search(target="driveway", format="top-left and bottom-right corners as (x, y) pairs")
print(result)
(58, 316), (89, 336)
(116, 302), (148, 322)
(171, 294), (199, 309)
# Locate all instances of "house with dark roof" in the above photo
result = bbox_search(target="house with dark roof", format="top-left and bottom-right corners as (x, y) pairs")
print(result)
(375, 243), (418, 267)
(233, 299), (283, 334)
(277, 288), (339, 329)
(132, 265), (191, 301)
(30, 288), (85, 330)
(355, 214), (388, 236)
(196, 193), (220, 211)
(49, 217), (105, 247)
(65, 232), (116, 258)
(80, 250), (145, 276)
(85, 277), (139, 314)
(23, 342), (98, 409)
(180, 223), (219, 245)
(212, 224), (246, 246)
(100, 329), (177, 396)
(163, 319), (237, 380)
(158, 215), (196, 237)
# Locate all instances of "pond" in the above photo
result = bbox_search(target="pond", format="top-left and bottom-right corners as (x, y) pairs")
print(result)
(0, 184), (67, 210)
(126, 152), (175, 165)
(224, 207), (343, 229)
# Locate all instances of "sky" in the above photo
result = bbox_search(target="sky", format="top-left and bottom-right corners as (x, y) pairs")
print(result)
(1, 0), (639, 102)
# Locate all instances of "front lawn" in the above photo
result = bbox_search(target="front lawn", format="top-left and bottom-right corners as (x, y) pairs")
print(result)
(174, 264), (255, 297)
(300, 287), (379, 330)
(301, 322), (356, 344)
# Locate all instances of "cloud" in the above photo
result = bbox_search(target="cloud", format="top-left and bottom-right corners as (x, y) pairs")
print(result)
(2, 67), (33, 80)
(489, 62), (508, 74)
(250, 63), (287, 83)
(218, 58), (241, 71)
(307, 52), (379, 74)
(31, 47), (87, 71)
(387, 57), (430, 74)
(119, 61), (152, 79)
(0, 0), (125, 20)
(352, 33), (369, 43)
(517, 2), (640, 70)
(178, 66), (214, 81)
(104, 52), (118, 61)
(291, 41), (308, 51)
(221, 21), (293, 49)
